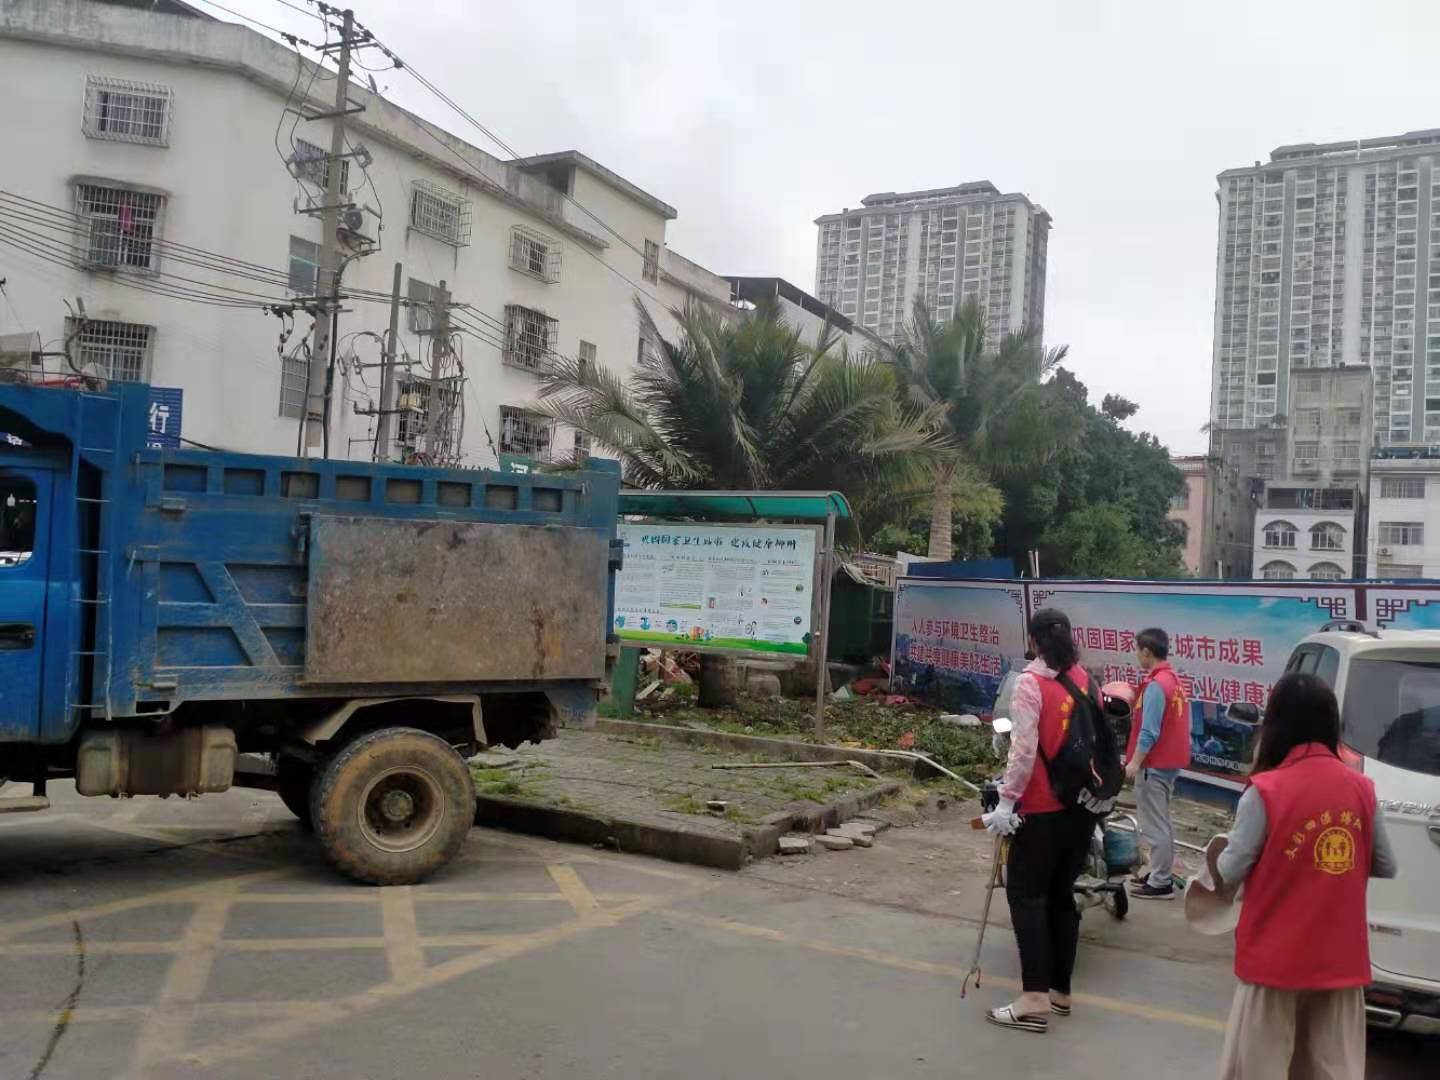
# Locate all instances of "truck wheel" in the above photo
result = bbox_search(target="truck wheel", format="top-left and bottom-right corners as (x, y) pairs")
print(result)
(275, 756), (315, 831)
(310, 727), (476, 886)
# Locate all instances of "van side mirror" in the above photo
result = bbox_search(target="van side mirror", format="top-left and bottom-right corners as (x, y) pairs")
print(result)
(1227, 702), (1260, 725)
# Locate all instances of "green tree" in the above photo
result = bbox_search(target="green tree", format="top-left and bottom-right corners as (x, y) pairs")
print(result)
(995, 369), (1187, 578)
(890, 300), (1076, 559)
(534, 298), (945, 535)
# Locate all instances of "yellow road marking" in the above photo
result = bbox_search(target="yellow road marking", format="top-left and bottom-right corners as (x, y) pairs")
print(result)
(667, 911), (1228, 1034)
(547, 865), (601, 918)
(177, 892), (685, 1068)
(0, 868), (287, 942)
(380, 886), (426, 985)
(130, 891), (238, 1073)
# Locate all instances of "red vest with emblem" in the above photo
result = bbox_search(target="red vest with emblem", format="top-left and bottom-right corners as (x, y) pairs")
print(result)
(1126, 662), (1191, 769)
(1234, 744), (1377, 989)
(1020, 665), (1091, 816)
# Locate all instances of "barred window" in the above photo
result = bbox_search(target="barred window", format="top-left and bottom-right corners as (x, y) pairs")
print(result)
(642, 238), (660, 284)
(279, 350), (309, 419)
(291, 139), (350, 194)
(509, 226), (561, 283)
(503, 305), (557, 372)
(578, 340), (597, 378)
(83, 76), (172, 146)
(288, 235), (319, 294)
(74, 183), (164, 272)
(499, 405), (552, 460)
(573, 429), (591, 461)
(66, 319), (152, 382)
(409, 180), (472, 246)
(396, 378), (460, 451)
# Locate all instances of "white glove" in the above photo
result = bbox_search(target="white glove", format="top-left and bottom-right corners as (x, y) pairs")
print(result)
(981, 799), (1021, 836)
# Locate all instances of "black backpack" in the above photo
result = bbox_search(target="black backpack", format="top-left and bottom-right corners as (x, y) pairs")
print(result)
(1037, 671), (1125, 816)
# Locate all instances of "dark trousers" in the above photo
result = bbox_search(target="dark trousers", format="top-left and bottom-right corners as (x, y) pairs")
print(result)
(1005, 808), (1095, 995)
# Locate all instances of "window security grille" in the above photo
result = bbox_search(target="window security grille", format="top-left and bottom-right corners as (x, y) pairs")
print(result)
(396, 378), (461, 455)
(409, 180), (472, 246)
(83, 76), (172, 145)
(66, 319), (152, 382)
(509, 226), (561, 283)
(499, 406), (552, 459)
(279, 350), (309, 419)
(503, 305), (558, 372)
(291, 139), (351, 194)
(74, 183), (164, 271)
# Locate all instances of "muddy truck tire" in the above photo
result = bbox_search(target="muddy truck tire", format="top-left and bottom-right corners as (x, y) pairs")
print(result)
(275, 755), (315, 831)
(311, 727), (476, 886)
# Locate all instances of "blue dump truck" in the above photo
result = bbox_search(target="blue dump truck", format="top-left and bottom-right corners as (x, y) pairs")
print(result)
(0, 379), (621, 883)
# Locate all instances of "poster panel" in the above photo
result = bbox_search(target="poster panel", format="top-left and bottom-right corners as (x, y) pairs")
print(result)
(613, 523), (818, 656)
(1028, 581), (1358, 784)
(891, 580), (1030, 715)
(1370, 586), (1440, 630)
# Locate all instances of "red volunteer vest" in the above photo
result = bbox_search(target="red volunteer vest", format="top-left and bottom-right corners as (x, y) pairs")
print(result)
(1126, 662), (1191, 769)
(1234, 744), (1377, 989)
(1020, 665), (1090, 816)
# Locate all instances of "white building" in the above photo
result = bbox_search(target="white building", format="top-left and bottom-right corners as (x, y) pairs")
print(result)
(1212, 131), (1440, 445)
(1252, 483), (1362, 581)
(645, 253), (885, 367)
(1367, 452), (1440, 578)
(813, 183), (1050, 344)
(0, 0), (685, 467)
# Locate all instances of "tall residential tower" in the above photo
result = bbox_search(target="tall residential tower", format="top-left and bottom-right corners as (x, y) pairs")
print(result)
(814, 183), (1050, 343)
(1212, 130), (1440, 446)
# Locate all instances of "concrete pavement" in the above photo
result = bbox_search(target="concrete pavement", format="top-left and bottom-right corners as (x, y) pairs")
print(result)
(0, 783), (1430, 1079)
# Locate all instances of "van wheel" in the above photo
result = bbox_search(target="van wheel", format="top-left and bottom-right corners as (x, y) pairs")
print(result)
(310, 727), (476, 886)
(275, 756), (315, 831)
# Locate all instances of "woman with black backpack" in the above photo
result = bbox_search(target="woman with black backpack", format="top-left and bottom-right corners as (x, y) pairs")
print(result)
(982, 607), (1112, 1034)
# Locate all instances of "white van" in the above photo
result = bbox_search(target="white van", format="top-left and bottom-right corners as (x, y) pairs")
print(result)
(1285, 625), (1440, 1034)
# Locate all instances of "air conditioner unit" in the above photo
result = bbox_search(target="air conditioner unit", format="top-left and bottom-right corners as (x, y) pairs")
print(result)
(1378, 546), (1393, 557)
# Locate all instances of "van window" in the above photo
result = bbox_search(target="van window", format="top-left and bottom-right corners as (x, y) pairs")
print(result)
(1342, 658), (1440, 778)
(0, 477), (36, 568)
(1313, 645), (1340, 688)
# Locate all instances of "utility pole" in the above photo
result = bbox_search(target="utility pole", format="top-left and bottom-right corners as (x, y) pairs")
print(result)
(303, 7), (357, 456)
(374, 261), (402, 461)
(425, 279), (451, 460)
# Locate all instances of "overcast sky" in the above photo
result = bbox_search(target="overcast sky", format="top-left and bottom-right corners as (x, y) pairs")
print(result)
(222, 0), (1440, 455)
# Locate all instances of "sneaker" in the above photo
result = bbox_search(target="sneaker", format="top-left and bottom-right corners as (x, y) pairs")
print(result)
(1129, 881), (1175, 901)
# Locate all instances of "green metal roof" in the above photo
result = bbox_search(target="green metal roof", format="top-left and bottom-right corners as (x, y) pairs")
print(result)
(618, 490), (852, 522)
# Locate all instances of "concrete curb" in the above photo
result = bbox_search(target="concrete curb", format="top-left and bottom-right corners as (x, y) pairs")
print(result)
(474, 779), (906, 872)
(594, 718), (931, 777)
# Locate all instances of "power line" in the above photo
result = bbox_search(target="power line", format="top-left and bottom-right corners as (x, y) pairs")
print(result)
(190, 0), (315, 44)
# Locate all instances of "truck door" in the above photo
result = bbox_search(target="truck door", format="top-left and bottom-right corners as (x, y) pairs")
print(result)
(0, 468), (51, 741)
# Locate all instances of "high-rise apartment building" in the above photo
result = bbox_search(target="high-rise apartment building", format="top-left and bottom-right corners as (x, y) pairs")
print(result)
(814, 183), (1050, 343)
(1212, 130), (1440, 445)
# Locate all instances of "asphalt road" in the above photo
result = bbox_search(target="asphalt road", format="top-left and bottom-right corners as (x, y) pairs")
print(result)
(0, 783), (1431, 1080)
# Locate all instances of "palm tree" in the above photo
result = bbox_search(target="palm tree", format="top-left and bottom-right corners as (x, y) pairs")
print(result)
(890, 300), (1075, 559)
(535, 298), (944, 532)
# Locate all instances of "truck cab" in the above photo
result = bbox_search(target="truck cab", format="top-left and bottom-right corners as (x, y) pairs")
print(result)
(0, 379), (621, 884)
